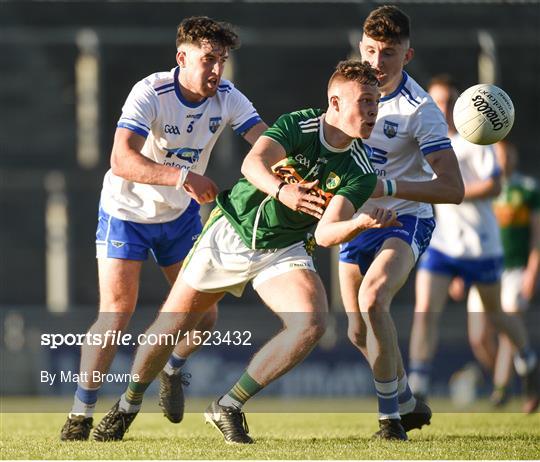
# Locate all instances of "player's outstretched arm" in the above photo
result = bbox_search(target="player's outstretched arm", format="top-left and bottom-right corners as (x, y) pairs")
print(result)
(111, 128), (182, 186)
(463, 175), (501, 201)
(241, 136), (326, 218)
(371, 148), (465, 204)
(315, 195), (400, 247)
(111, 127), (218, 203)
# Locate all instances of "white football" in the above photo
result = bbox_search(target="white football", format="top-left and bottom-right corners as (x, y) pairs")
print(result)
(453, 84), (515, 145)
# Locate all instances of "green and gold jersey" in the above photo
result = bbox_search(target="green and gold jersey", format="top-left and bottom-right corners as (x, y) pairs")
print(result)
(216, 108), (377, 250)
(493, 173), (540, 268)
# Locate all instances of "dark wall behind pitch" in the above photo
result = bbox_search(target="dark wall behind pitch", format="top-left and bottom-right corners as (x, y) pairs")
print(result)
(1, 2), (539, 307)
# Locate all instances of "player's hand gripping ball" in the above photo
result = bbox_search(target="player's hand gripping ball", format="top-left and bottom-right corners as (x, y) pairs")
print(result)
(453, 84), (514, 145)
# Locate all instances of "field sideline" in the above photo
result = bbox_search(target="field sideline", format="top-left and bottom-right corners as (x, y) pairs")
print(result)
(2, 399), (539, 459)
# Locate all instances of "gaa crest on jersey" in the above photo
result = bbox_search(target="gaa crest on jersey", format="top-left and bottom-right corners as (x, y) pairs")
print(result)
(209, 117), (222, 134)
(325, 172), (341, 190)
(383, 120), (399, 138)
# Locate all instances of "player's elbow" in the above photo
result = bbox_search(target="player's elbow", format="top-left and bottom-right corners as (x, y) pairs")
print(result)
(314, 229), (333, 248)
(110, 148), (127, 178)
(240, 158), (250, 178)
(448, 178), (465, 204)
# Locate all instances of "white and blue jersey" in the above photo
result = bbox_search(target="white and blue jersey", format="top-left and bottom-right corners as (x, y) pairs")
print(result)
(358, 71), (451, 219)
(100, 66), (261, 224)
(428, 134), (502, 258)
(340, 72), (449, 271)
(96, 67), (261, 265)
(418, 133), (503, 284)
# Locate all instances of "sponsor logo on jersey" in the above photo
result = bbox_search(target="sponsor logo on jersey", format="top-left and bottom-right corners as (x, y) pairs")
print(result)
(383, 120), (398, 138)
(110, 240), (125, 248)
(164, 124), (181, 135)
(326, 172), (341, 190)
(164, 147), (202, 164)
(367, 147), (388, 165)
(294, 154), (311, 168)
(209, 116), (222, 133)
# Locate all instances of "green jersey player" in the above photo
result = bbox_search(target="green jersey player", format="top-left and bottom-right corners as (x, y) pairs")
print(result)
(488, 140), (540, 411)
(216, 107), (377, 250)
(92, 60), (400, 443)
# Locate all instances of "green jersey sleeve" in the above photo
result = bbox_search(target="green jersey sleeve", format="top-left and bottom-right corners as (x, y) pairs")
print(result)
(336, 172), (377, 211)
(262, 112), (303, 154)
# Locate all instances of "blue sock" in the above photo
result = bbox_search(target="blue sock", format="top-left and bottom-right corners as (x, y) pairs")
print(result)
(70, 384), (99, 417)
(163, 353), (187, 375)
(374, 377), (400, 420)
(397, 374), (416, 414)
(408, 360), (432, 397)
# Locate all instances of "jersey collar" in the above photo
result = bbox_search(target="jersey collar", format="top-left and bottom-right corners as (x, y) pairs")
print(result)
(380, 71), (408, 102)
(174, 67), (208, 108)
(319, 114), (352, 153)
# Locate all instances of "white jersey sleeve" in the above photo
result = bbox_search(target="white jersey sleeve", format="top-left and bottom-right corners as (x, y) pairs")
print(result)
(410, 98), (452, 156)
(117, 79), (158, 138)
(226, 84), (263, 136)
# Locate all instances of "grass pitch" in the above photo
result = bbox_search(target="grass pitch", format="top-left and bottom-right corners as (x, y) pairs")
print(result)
(2, 399), (539, 460)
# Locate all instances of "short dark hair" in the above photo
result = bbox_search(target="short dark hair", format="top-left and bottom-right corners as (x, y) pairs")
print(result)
(427, 74), (461, 92)
(328, 60), (379, 91)
(363, 5), (410, 44)
(176, 16), (240, 50)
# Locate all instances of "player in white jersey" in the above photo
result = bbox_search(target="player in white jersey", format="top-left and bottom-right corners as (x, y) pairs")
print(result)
(463, 141), (540, 413)
(408, 75), (540, 413)
(338, 6), (464, 440)
(60, 17), (268, 441)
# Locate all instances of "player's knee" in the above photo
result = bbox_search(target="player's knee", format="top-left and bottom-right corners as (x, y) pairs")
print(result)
(94, 310), (132, 331)
(359, 285), (391, 314)
(99, 295), (137, 316)
(347, 325), (366, 349)
(292, 316), (326, 345)
(469, 328), (490, 351)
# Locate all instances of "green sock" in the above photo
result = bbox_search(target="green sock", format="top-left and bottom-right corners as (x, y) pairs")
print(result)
(125, 380), (151, 405)
(226, 372), (263, 406)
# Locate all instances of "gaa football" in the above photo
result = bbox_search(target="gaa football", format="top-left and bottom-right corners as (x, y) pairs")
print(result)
(453, 84), (515, 145)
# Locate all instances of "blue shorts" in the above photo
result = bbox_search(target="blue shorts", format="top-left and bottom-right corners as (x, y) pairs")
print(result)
(95, 200), (202, 267)
(339, 214), (436, 275)
(418, 247), (503, 285)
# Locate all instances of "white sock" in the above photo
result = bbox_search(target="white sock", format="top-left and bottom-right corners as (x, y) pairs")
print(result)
(374, 378), (400, 420)
(398, 374), (417, 415)
(514, 350), (537, 376)
(218, 394), (243, 410)
(118, 393), (141, 414)
(70, 395), (96, 418)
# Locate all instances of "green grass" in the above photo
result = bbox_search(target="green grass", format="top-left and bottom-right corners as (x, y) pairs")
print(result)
(1, 399), (539, 459)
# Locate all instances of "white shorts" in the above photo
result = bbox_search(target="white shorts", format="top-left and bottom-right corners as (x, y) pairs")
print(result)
(181, 216), (316, 297)
(501, 267), (528, 312)
(467, 267), (528, 313)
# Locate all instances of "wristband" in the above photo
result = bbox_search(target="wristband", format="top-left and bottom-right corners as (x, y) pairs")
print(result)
(383, 179), (397, 197)
(175, 166), (190, 190)
(275, 181), (287, 201)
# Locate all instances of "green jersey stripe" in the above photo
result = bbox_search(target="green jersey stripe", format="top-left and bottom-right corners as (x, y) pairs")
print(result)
(351, 148), (373, 174)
